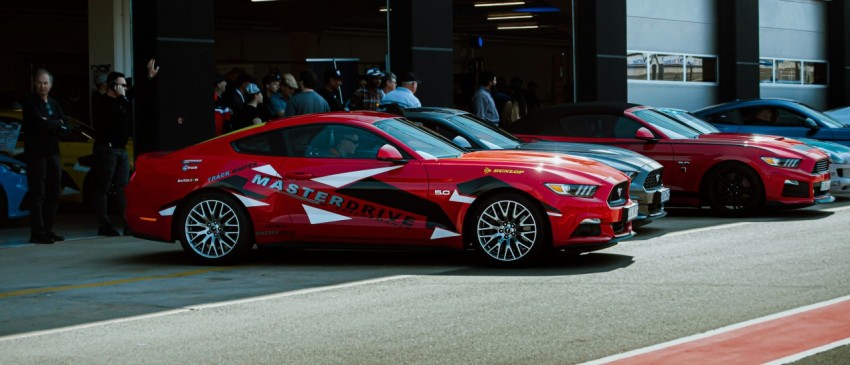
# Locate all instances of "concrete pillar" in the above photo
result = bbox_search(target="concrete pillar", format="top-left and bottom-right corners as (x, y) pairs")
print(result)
(573, 0), (627, 103)
(717, 0), (759, 102)
(88, 0), (133, 119)
(828, 0), (850, 109)
(388, 0), (453, 107)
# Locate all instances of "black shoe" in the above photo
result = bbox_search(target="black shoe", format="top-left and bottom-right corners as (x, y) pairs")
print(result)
(46, 231), (65, 241)
(98, 225), (121, 236)
(29, 234), (55, 244)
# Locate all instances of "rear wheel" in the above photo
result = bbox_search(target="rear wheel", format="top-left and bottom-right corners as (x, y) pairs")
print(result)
(705, 163), (764, 217)
(178, 192), (253, 265)
(468, 193), (549, 267)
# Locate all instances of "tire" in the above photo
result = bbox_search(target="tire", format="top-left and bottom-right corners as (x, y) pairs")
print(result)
(704, 163), (764, 217)
(468, 193), (549, 267)
(178, 192), (254, 265)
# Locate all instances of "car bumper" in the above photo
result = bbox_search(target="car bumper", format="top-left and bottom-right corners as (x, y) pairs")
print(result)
(631, 187), (669, 225)
(548, 200), (637, 249)
(764, 169), (831, 206)
(829, 163), (850, 197)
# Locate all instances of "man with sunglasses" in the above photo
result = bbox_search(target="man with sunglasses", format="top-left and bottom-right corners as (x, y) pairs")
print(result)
(329, 132), (359, 158)
(91, 61), (158, 236)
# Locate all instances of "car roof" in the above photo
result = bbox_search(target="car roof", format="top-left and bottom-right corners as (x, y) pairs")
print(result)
(692, 98), (804, 113)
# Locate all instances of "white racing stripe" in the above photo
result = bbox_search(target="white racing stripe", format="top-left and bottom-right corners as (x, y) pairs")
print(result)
(0, 274), (415, 342)
(762, 337), (850, 365)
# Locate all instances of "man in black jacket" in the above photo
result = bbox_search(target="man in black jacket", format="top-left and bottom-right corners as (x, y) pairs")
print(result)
(21, 69), (68, 244)
(91, 71), (133, 236)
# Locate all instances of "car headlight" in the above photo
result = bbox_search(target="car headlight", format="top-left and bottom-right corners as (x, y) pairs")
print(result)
(761, 157), (801, 168)
(545, 183), (598, 197)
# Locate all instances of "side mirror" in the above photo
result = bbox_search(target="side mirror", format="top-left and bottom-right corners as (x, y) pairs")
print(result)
(452, 136), (472, 149)
(376, 144), (406, 163)
(635, 127), (656, 141)
(804, 117), (820, 129)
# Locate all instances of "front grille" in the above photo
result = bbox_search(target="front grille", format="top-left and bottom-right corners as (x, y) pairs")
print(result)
(643, 168), (663, 190)
(607, 182), (629, 207)
(812, 159), (828, 174)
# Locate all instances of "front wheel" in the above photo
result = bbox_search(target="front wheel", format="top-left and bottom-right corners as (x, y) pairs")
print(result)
(704, 163), (764, 217)
(178, 192), (253, 265)
(468, 193), (549, 267)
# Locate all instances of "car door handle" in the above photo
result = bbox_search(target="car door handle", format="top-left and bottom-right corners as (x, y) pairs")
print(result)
(285, 172), (313, 180)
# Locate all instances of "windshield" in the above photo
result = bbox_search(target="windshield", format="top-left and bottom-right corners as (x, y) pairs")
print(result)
(657, 109), (720, 134)
(796, 102), (847, 128)
(374, 118), (465, 159)
(449, 114), (521, 149)
(634, 109), (702, 139)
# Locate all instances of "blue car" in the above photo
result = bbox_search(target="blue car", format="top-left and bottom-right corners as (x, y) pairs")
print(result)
(693, 99), (850, 146)
(0, 154), (29, 220)
(402, 107), (669, 226)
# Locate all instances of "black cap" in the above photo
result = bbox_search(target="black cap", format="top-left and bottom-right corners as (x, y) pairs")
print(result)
(214, 73), (225, 85)
(263, 72), (282, 85)
(324, 68), (342, 80)
(399, 71), (421, 84)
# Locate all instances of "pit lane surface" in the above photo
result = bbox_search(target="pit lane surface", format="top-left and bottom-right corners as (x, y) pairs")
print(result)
(1, 199), (849, 364)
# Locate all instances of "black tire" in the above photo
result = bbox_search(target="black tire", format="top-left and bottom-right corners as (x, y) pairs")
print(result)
(177, 192), (254, 265)
(467, 193), (550, 267)
(704, 163), (764, 217)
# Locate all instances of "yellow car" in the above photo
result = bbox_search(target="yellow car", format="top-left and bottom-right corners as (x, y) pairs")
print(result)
(0, 108), (134, 207)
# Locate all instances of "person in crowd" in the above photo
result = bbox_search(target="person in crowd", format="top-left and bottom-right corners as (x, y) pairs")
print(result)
(349, 68), (384, 111)
(232, 83), (263, 130)
(21, 69), (67, 244)
(500, 77), (528, 126)
(213, 73), (231, 135)
(262, 72), (286, 120)
(492, 76), (511, 112)
(91, 61), (158, 236)
(329, 131), (359, 158)
(221, 72), (252, 130)
(379, 71), (397, 99)
(284, 69), (330, 117)
(751, 107), (779, 125)
(280, 73), (299, 107)
(381, 71), (421, 109)
(526, 80), (540, 113)
(471, 71), (499, 125)
(93, 73), (108, 98)
(319, 68), (346, 111)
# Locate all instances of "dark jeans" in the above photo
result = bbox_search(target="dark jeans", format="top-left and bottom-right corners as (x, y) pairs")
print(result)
(94, 146), (128, 228)
(27, 154), (62, 236)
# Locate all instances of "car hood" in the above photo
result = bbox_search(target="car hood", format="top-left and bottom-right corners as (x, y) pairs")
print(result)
(517, 141), (661, 173)
(796, 137), (850, 164)
(695, 133), (826, 158)
(457, 150), (627, 184)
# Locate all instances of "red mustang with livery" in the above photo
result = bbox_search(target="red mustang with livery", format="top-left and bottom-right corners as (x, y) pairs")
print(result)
(126, 112), (638, 266)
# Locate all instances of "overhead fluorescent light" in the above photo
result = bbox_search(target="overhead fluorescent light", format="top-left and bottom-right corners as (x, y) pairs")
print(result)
(379, 7), (388, 12)
(475, 1), (525, 7)
(487, 14), (533, 21)
(497, 24), (539, 30)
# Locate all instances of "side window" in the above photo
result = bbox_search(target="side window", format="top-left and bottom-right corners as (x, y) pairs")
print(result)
(296, 124), (391, 159)
(775, 109), (807, 127)
(231, 130), (285, 156)
(703, 110), (744, 125)
(611, 117), (643, 138)
(558, 114), (618, 138)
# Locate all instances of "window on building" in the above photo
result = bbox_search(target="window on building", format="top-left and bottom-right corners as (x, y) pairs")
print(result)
(803, 62), (827, 85)
(776, 60), (802, 84)
(759, 59), (774, 83)
(627, 51), (716, 83)
(627, 53), (647, 80)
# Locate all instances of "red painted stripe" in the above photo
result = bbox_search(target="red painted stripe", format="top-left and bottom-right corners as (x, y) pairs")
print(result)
(607, 299), (850, 365)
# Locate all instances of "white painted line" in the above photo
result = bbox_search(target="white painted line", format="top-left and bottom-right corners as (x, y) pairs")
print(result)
(578, 294), (850, 365)
(0, 274), (415, 342)
(823, 204), (850, 213)
(762, 337), (850, 365)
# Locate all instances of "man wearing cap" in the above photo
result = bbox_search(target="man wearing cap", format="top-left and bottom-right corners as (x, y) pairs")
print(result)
(280, 73), (298, 107)
(381, 71), (421, 109)
(284, 69), (330, 117)
(319, 68), (346, 111)
(349, 68), (384, 111)
(471, 71), (500, 125)
(379, 71), (396, 99)
(262, 72), (286, 119)
(232, 83), (263, 130)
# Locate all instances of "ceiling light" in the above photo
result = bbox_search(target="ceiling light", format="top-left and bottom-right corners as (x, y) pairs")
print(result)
(379, 7), (388, 12)
(475, 2), (526, 7)
(487, 14), (533, 21)
(497, 24), (539, 30)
